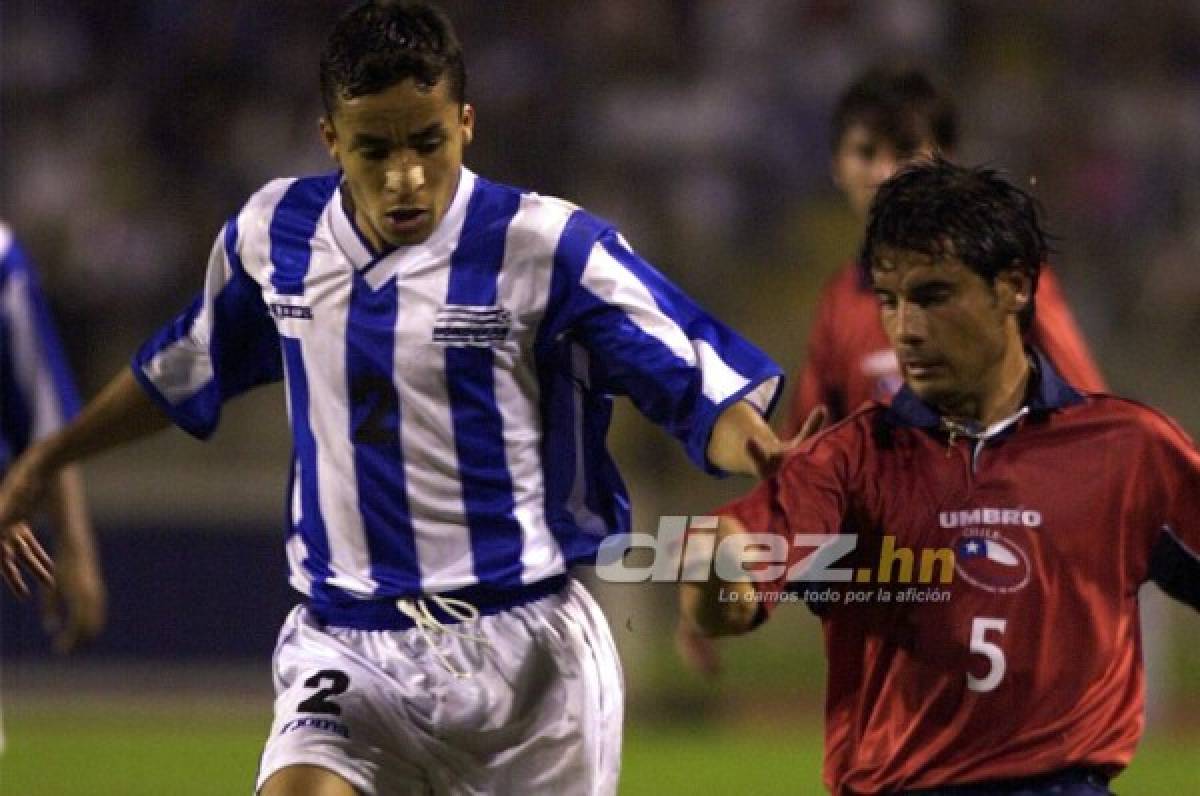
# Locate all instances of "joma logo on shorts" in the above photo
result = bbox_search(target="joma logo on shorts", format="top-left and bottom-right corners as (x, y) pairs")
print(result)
(939, 508), (1042, 528)
(280, 717), (349, 739)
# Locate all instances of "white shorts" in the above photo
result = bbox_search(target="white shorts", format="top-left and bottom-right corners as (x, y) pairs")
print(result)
(255, 578), (624, 795)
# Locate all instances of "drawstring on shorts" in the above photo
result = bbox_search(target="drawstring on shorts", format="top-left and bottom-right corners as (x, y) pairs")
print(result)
(396, 595), (492, 678)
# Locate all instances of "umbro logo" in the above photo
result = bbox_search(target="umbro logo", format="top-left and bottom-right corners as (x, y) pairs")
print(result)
(269, 302), (314, 320)
(433, 304), (512, 345)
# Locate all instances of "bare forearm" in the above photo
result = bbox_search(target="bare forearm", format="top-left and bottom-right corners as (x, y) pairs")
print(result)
(706, 400), (777, 478)
(47, 466), (95, 556)
(40, 368), (172, 470)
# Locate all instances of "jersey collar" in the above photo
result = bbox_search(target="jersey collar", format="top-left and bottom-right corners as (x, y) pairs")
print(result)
(330, 166), (478, 272)
(886, 347), (1085, 431)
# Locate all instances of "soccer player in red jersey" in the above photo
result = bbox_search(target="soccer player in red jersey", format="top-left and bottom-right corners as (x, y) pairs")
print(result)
(784, 66), (1104, 436)
(681, 159), (1200, 795)
(678, 65), (1106, 678)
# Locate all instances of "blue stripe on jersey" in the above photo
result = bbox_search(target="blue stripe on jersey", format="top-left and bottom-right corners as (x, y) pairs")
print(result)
(346, 272), (421, 594)
(282, 336), (337, 604)
(269, 175), (338, 296)
(535, 211), (629, 561)
(444, 179), (524, 587)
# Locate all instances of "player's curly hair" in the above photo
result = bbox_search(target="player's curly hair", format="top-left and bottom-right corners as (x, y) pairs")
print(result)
(320, 0), (466, 115)
(860, 157), (1049, 330)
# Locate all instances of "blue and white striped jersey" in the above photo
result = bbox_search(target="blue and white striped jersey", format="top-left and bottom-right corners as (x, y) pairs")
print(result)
(1, 223), (81, 474)
(134, 168), (781, 610)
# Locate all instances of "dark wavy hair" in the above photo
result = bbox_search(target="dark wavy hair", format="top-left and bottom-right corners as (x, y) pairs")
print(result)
(861, 157), (1049, 329)
(319, 0), (465, 116)
(832, 65), (958, 155)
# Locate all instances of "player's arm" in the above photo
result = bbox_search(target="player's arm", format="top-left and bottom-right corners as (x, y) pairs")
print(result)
(544, 216), (783, 477)
(3, 216), (281, 595)
(679, 514), (762, 636)
(0, 369), (170, 545)
(1144, 415), (1200, 611)
(43, 464), (106, 650)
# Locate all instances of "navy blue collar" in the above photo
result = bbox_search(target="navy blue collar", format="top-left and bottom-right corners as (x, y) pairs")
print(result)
(886, 348), (1084, 430)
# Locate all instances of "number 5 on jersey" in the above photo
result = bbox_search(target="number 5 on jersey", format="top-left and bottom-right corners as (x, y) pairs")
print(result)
(967, 618), (1007, 693)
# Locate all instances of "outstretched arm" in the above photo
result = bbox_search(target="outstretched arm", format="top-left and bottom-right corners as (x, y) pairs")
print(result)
(0, 369), (170, 595)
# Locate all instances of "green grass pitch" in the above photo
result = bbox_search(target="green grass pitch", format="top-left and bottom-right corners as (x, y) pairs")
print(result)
(0, 705), (1194, 794)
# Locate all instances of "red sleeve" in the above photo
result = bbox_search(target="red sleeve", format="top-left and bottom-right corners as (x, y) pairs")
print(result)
(1028, 267), (1106, 391)
(1142, 413), (1200, 610)
(718, 424), (856, 619)
(783, 273), (846, 438)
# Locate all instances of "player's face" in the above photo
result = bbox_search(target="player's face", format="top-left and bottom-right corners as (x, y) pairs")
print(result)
(321, 78), (474, 249)
(832, 124), (935, 219)
(872, 247), (1029, 414)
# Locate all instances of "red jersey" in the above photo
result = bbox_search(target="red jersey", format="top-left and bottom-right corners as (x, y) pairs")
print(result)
(723, 354), (1200, 794)
(783, 262), (1106, 436)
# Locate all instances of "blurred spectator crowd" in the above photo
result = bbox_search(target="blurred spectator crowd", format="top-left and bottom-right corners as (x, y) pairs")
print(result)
(4, 0), (1200, 424)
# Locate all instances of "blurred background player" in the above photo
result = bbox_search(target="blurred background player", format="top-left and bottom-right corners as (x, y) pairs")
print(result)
(0, 2), (788, 793)
(682, 158), (1200, 795)
(0, 222), (106, 750)
(678, 64), (1107, 677)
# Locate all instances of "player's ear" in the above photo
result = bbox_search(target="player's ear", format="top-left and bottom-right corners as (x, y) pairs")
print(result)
(995, 264), (1032, 316)
(461, 103), (475, 147)
(319, 117), (341, 165)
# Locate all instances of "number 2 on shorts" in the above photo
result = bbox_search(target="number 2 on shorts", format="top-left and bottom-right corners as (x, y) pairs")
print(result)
(298, 669), (351, 715)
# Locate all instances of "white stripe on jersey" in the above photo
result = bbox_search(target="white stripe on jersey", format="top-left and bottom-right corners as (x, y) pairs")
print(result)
(1, 264), (66, 442)
(496, 192), (570, 584)
(579, 241), (745, 408)
(286, 459), (313, 597)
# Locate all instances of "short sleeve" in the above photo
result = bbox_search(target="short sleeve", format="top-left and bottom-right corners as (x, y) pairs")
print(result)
(1143, 414), (1200, 610)
(131, 217), (282, 439)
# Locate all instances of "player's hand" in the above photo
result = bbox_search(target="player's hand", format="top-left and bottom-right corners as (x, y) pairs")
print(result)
(675, 621), (722, 679)
(0, 446), (53, 531)
(1, 521), (55, 599)
(747, 405), (828, 479)
(42, 545), (106, 652)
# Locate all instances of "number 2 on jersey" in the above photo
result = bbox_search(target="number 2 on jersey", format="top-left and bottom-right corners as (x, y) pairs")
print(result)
(967, 617), (1007, 693)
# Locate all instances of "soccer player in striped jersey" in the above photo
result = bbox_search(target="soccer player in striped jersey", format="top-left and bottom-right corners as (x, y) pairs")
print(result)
(0, 223), (106, 749)
(0, 3), (789, 793)
(681, 159), (1200, 795)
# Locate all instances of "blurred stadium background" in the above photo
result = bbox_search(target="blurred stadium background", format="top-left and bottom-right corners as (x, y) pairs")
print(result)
(2, 1), (1199, 793)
